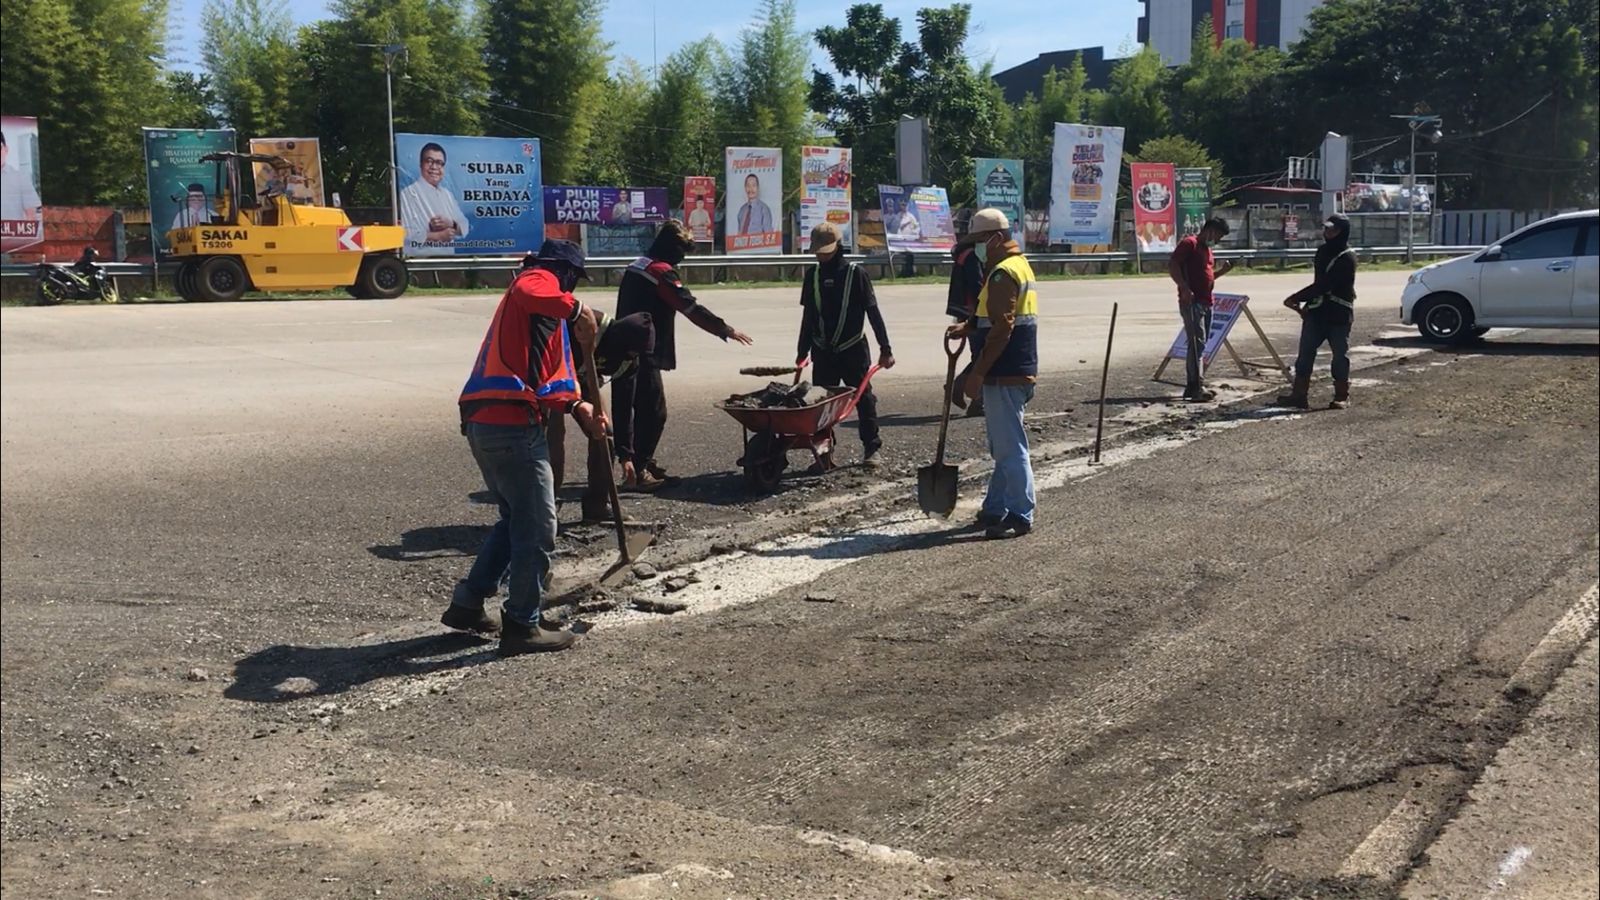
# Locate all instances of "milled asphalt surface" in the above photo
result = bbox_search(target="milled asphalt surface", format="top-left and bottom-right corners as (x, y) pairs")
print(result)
(2, 275), (1597, 899)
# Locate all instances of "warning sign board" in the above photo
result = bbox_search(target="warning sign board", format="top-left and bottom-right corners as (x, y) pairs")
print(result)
(336, 226), (365, 252)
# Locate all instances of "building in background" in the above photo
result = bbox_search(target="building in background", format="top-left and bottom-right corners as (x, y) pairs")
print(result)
(1139, 0), (1330, 65)
(991, 47), (1117, 105)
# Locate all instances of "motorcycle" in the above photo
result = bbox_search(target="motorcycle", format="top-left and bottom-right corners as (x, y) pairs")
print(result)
(36, 252), (119, 305)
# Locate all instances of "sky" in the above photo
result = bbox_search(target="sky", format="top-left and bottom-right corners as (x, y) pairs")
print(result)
(166, 0), (1144, 76)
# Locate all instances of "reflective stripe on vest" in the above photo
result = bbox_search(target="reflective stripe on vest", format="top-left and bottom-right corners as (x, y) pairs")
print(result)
(1304, 248), (1356, 311)
(810, 262), (866, 351)
(975, 254), (1039, 325)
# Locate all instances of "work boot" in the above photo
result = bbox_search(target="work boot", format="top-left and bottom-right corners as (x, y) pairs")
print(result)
(497, 617), (576, 656)
(975, 510), (1005, 528)
(580, 499), (613, 524)
(984, 514), (1033, 540)
(1183, 384), (1217, 403)
(862, 439), (883, 467)
(440, 604), (500, 635)
(1275, 376), (1311, 410)
(643, 461), (680, 487)
(965, 397), (985, 417)
(1329, 380), (1351, 410)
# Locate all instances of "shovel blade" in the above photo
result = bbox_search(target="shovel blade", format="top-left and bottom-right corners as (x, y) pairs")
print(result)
(916, 463), (960, 518)
(597, 529), (658, 586)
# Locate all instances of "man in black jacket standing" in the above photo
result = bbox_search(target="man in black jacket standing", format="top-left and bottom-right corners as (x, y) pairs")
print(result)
(1278, 213), (1359, 409)
(796, 222), (895, 467)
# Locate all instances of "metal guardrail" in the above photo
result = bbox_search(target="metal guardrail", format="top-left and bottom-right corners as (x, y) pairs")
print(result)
(2, 245), (1482, 288)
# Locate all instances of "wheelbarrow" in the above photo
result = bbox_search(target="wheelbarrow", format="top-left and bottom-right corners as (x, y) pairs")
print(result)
(716, 365), (882, 492)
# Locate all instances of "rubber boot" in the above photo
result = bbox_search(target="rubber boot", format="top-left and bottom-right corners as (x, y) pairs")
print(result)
(1329, 380), (1351, 410)
(1276, 375), (1311, 409)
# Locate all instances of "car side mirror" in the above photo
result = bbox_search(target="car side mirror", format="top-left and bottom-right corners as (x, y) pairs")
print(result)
(1480, 244), (1504, 262)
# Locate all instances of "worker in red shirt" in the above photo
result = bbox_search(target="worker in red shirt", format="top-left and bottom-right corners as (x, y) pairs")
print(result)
(445, 240), (607, 656)
(1168, 217), (1235, 402)
(613, 220), (754, 491)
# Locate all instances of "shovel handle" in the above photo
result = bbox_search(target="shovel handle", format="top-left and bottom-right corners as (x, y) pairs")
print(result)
(934, 336), (966, 466)
(576, 340), (633, 562)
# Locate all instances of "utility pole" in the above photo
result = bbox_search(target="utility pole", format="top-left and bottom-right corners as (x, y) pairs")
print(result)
(1390, 113), (1443, 263)
(359, 42), (407, 225)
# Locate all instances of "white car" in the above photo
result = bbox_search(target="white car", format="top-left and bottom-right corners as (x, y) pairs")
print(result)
(1401, 209), (1600, 342)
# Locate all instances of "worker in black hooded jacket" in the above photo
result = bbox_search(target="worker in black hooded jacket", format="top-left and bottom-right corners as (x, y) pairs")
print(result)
(1278, 213), (1358, 409)
(614, 220), (754, 491)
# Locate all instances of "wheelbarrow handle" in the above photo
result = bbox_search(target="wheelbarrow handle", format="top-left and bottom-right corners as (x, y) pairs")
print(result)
(793, 358), (810, 385)
(829, 364), (882, 428)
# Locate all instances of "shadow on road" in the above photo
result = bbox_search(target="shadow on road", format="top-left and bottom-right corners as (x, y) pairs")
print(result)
(224, 631), (495, 703)
(875, 412), (948, 428)
(1374, 336), (1599, 357)
(368, 524), (489, 561)
(755, 521), (987, 561)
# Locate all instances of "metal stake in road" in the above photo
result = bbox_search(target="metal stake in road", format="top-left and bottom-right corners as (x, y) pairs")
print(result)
(1090, 302), (1118, 466)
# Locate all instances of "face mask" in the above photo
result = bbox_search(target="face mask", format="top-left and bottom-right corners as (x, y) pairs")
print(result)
(974, 241), (990, 265)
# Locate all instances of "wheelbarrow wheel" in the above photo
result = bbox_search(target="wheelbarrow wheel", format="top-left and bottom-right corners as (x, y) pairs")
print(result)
(741, 432), (787, 493)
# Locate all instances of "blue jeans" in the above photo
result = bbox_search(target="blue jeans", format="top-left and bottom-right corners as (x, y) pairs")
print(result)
(980, 383), (1036, 525)
(454, 422), (557, 627)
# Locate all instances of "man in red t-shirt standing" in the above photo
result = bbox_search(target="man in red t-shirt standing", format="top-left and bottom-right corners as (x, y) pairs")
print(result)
(446, 240), (607, 656)
(1168, 217), (1234, 402)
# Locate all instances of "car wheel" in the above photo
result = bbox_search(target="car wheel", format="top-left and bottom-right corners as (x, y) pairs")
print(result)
(356, 255), (408, 300)
(1416, 294), (1474, 344)
(196, 256), (248, 303)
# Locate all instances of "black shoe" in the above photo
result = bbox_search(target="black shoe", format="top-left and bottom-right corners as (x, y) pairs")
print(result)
(976, 511), (1005, 527)
(964, 400), (985, 418)
(440, 604), (500, 635)
(1183, 386), (1217, 403)
(984, 514), (1033, 539)
(497, 618), (576, 656)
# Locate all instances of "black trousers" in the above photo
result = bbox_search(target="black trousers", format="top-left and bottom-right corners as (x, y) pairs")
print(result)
(811, 342), (879, 447)
(611, 360), (667, 468)
(1294, 307), (1353, 381)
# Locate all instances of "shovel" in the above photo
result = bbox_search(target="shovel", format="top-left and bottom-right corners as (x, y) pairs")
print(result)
(918, 334), (965, 517)
(577, 354), (656, 586)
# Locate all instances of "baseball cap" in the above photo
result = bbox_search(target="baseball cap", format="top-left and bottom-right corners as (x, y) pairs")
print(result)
(958, 207), (1010, 245)
(535, 239), (591, 280)
(808, 222), (841, 254)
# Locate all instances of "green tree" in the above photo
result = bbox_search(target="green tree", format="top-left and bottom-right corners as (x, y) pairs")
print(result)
(1004, 55), (1097, 208)
(1133, 134), (1224, 197)
(294, 0), (487, 206)
(1098, 46), (1172, 159)
(162, 72), (224, 130)
(1289, 0), (1597, 207)
(1, 0), (175, 205)
(637, 38), (730, 205)
(810, 4), (901, 206)
(570, 61), (651, 187)
(1167, 21), (1287, 183)
(723, 0), (815, 216)
(482, 0), (611, 185)
(202, 0), (300, 140)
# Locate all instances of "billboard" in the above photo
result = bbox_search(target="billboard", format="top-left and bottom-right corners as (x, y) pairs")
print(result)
(543, 186), (669, 226)
(725, 147), (782, 254)
(1131, 162), (1177, 253)
(1049, 123), (1124, 245)
(1176, 168), (1211, 237)
(143, 128), (237, 256)
(1343, 182), (1431, 214)
(683, 176), (716, 243)
(975, 158), (1025, 246)
(247, 137), (325, 206)
(587, 223), (656, 257)
(879, 184), (955, 253)
(395, 133), (542, 257)
(800, 146), (853, 249)
(1, 115), (44, 255)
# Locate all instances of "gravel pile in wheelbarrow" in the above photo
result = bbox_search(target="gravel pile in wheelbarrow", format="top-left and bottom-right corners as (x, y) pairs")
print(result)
(723, 380), (845, 409)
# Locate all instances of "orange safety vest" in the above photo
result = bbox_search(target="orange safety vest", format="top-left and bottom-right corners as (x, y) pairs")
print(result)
(459, 269), (580, 417)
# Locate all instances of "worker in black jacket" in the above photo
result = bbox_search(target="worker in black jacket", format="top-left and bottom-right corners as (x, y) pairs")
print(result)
(1277, 213), (1359, 409)
(795, 222), (895, 468)
(945, 242), (986, 416)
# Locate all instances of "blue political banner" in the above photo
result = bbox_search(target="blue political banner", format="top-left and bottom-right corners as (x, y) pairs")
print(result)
(395, 133), (542, 256)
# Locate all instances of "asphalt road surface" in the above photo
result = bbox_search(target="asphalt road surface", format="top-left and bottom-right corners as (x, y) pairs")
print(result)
(2, 274), (1596, 899)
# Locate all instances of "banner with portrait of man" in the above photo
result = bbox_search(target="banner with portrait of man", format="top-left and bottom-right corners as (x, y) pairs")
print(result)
(724, 147), (782, 254)
(247, 137), (325, 206)
(1, 116), (44, 255)
(395, 133), (542, 257)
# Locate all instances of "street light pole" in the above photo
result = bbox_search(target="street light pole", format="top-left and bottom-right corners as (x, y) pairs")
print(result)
(359, 42), (406, 225)
(1390, 113), (1442, 265)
